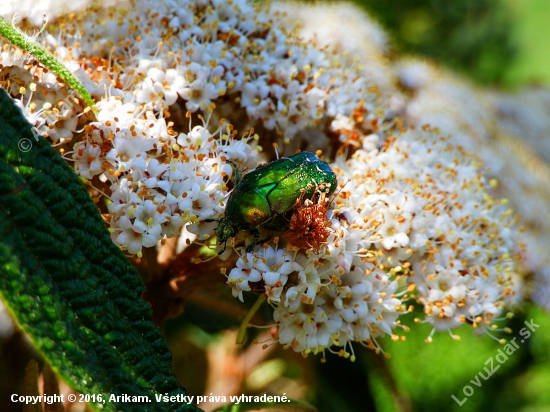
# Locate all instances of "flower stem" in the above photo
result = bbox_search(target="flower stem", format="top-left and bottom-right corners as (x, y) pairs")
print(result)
(0, 17), (96, 111)
(236, 294), (266, 344)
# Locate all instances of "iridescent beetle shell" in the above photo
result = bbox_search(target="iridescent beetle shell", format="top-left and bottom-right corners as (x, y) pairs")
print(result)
(214, 152), (337, 253)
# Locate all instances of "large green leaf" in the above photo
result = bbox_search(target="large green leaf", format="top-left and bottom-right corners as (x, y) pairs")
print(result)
(0, 89), (200, 412)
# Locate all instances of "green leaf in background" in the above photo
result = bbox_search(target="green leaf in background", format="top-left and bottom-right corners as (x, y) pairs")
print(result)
(0, 89), (200, 412)
(336, 0), (514, 86)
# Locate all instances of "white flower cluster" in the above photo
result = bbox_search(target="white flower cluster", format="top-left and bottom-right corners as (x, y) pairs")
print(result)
(0, 64), (81, 142)
(0, 0), (528, 358)
(271, 1), (395, 93)
(70, 95), (263, 255)
(394, 58), (550, 311)
(2, 0), (388, 253)
(227, 127), (521, 358)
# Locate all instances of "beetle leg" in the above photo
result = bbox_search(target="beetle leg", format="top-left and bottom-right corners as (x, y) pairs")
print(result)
(218, 239), (228, 255)
(227, 160), (244, 185)
(246, 229), (261, 252)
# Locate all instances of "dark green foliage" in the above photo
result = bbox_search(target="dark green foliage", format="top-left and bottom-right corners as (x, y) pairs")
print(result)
(356, 0), (516, 84)
(0, 89), (200, 412)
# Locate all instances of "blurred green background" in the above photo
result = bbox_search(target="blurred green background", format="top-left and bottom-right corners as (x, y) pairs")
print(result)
(352, 0), (550, 88)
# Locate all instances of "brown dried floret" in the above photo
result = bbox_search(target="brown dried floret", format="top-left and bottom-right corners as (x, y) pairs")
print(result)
(284, 188), (332, 254)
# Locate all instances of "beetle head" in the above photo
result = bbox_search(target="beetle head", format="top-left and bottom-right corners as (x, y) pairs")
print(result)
(215, 217), (237, 254)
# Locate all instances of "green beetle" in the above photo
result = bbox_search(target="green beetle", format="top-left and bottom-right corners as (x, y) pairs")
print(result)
(212, 151), (337, 253)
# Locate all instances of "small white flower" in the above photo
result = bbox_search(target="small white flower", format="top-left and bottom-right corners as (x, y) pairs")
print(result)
(72, 142), (103, 179)
(132, 200), (169, 238)
(112, 215), (159, 255)
(227, 253), (263, 302)
(106, 134), (156, 172)
(136, 67), (187, 107)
